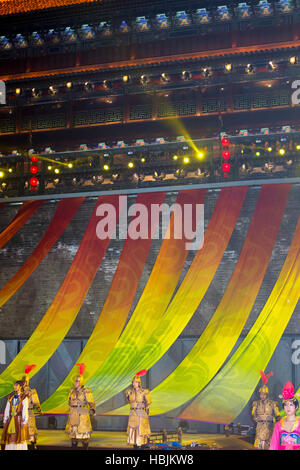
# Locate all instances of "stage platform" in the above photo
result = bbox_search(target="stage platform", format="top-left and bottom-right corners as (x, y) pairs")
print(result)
(31, 430), (255, 450)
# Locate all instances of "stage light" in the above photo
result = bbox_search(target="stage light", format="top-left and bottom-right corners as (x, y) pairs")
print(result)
(225, 63), (232, 72)
(156, 13), (169, 29)
(79, 24), (95, 40)
(0, 36), (12, 50)
(181, 70), (192, 81)
(68, 163), (73, 168)
(103, 80), (113, 90)
(15, 34), (28, 48)
(54, 168), (60, 174)
(8, 168), (13, 173)
(217, 5), (232, 21)
(289, 56), (297, 65)
(47, 29), (60, 44)
(296, 145), (300, 150)
(175, 11), (191, 27)
(31, 32), (44, 46)
(267, 61), (277, 71)
(135, 17), (150, 32)
(63, 27), (77, 43)
(161, 73), (170, 83)
(66, 82), (72, 89)
(140, 157), (146, 163)
(140, 75), (150, 86)
(103, 164), (110, 170)
(47, 165), (52, 170)
(202, 67), (212, 78)
(245, 63), (256, 74)
(49, 85), (57, 95)
(32, 88), (41, 98)
(128, 162), (134, 168)
(98, 22), (112, 37)
(183, 157), (190, 164)
(0, 171), (4, 178)
(120, 21), (130, 33)
(279, 148), (285, 155)
(173, 155), (178, 160)
(256, 151), (261, 157)
(222, 150), (230, 159)
(236, 3), (252, 19)
(276, 0), (293, 13)
(84, 81), (94, 92)
(122, 75), (130, 84)
(267, 147), (272, 152)
(15, 88), (21, 96)
(197, 151), (205, 159)
(194, 8), (211, 24)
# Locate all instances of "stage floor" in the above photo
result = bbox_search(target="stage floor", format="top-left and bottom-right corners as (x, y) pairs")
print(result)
(34, 430), (254, 450)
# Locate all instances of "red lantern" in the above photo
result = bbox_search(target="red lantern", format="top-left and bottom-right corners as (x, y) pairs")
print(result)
(30, 176), (39, 187)
(222, 162), (231, 172)
(221, 136), (230, 147)
(30, 155), (39, 163)
(30, 165), (39, 174)
(222, 150), (230, 159)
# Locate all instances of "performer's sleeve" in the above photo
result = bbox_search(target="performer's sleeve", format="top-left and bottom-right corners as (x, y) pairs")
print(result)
(32, 389), (42, 413)
(68, 389), (72, 407)
(269, 421), (281, 450)
(22, 397), (29, 425)
(85, 388), (96, 414)
(125, 389), (131, 403)
(251, 401), (257, 422)
(3, 399), (10, 423)
(144, 389), (152, 407)
(273, 401), (281, 420)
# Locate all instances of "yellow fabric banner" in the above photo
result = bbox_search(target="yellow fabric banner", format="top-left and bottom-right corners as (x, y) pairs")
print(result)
(179, 216), (300, 424)
(107, 184), (290, 416)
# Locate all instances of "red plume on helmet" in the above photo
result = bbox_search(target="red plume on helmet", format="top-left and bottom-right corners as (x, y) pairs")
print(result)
(136, 369), (147, 377)
(24, 365), (36, 375)
(259, 370), (273, 385)
(76, 363), (86, 376)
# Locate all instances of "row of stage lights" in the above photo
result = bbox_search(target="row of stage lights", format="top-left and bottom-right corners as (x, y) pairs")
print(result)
(0, 143), (297, 188)
(0, 1), (294, 51)
(12, 56), (298, 99)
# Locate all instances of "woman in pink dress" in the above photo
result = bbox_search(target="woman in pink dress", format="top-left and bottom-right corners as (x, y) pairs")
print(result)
(269, 381), (300, 450)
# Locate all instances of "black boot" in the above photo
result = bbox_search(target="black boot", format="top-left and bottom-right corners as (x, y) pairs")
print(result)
(82, 441), (89, 450)
(28, 441), (36, 450)
(71, 441), (78, 450)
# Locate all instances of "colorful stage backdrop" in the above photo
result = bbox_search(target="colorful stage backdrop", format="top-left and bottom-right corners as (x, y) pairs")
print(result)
(0, 183), (299, 429)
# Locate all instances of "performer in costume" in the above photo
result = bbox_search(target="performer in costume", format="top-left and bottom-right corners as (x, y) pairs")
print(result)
(22, 364), (42, 450)
(1, 380), (29, 450)
(125, 369), (151, 448)
(252, 370), (280, 449)
(65, 363), (96, 450)
(269, 381), (300, 450)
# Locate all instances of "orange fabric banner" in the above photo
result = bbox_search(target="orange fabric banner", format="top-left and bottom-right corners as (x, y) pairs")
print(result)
(0, 195), (120, 398)
(0, 197), (85, 308)
(0, 200), (43, 250)
(41, 191), (166, 413)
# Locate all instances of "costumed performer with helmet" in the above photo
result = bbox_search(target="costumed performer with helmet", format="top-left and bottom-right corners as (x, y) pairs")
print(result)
(65, 363), (96, 450)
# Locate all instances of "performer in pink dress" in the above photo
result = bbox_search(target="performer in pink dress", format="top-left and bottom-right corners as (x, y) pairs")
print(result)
(269, 381), (300, 450)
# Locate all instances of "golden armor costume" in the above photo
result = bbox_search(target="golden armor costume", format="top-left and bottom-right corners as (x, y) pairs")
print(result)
(22, 364), (41, 449)
(252, 370), (280, 449)
(65, 363), (96, 449)
(125, 370), (151, 448)
(1, 381), (29, 450)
